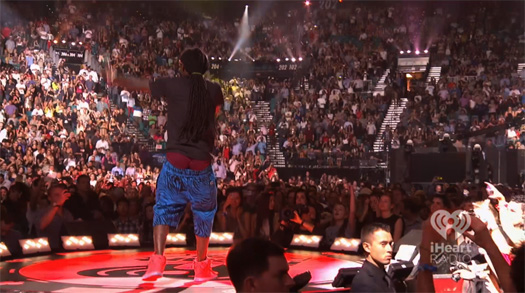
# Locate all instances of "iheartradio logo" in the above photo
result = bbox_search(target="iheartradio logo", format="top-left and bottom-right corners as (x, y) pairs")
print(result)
(430, 210), (471, 240)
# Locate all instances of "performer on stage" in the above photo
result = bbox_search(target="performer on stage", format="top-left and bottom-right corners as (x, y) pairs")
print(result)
(117, 48), (223, 282)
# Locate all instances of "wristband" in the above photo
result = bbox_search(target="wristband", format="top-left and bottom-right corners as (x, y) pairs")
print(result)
(418, 263), (437, 272)
(53, 203), (62, 208)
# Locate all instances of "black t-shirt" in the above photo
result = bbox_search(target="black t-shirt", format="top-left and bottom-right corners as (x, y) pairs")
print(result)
(150, 76), (224, 161)
(351, 260), (395, 292)
(376, 214), (403, 238)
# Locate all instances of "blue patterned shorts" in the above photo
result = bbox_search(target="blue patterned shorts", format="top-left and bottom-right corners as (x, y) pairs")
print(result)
(153, 162), (217, 238)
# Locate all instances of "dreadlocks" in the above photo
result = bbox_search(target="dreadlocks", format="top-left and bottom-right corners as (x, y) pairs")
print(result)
(179, 48), (212, 142)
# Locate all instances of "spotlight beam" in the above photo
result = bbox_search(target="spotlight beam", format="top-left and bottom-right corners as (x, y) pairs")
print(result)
(229, 5), (251, 61)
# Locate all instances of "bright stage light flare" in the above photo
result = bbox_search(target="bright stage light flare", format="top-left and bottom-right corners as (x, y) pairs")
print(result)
(108, 234), (140, 247)
(19, 238), (51, 255)
(166, 233), (187, 246)
(331, 238), (361, 252)
(209, 232), (234, 245)
(290, 234), (321, 249)
(62, 236), (94, 250)
(0, 242), (11, 257)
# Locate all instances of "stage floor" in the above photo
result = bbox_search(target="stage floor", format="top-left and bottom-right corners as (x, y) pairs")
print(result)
(0, 247), (363, 292)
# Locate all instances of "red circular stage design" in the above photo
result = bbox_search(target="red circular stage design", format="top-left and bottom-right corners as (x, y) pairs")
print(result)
(1, 248), (361, 292)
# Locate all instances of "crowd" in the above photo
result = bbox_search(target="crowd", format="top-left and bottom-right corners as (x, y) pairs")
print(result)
(393, 5), (525, 151)
(0, 4), (524, 292)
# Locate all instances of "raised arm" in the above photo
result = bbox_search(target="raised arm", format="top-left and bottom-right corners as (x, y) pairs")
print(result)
(113, 76), (152, 92)
(348, 185), (356, 238)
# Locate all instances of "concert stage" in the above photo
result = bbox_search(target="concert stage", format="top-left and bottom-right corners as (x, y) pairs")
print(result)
(0, 247), (363, 292)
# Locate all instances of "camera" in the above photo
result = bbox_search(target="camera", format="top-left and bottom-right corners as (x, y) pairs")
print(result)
(281, 204), (309, 222)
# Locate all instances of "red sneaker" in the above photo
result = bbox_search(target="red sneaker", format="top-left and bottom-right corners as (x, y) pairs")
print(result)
(194, 258), (218, 282)
(142, 254), (166, 281)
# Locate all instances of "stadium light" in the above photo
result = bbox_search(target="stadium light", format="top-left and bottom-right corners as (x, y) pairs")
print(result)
(285, 58), (289, 61)
(276, 58), (281, 62)
(415, 50), (420, 55)
(290, 234), (321, 249)
(61, 40), (66, 44)
(330, 238), (361, 252)
(62, 236), (94, 250)
(53, 40), (58, 44)
(406, 50), (411, 53)
(108, 234), (140, 247)
(305, 0), (311, 6)
(19, 238), (51, 255)
(400, 51), (404, 54)
(78, 41), (83, 45)
(298, 57), (303, 61)
(291, 58), (296, 62)
(424, 49), (429, 54)
(211, 57), (215, 60)
(71, 42), (76, 46)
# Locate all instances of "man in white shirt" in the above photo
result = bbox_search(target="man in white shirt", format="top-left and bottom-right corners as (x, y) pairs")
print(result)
(96, 136), (110, 154)
(366, 121), (376, 143)
(32, 105), (44, 117)
(213, 159), (227, 180)
(127, 95), (136, 117)
(88, 68), (99, 83)
(16, 82), (26, 95)
(120, 89), (130, 109)
(317, 95), (327, 109)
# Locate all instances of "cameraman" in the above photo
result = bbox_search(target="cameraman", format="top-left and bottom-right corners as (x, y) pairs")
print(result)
(35, 183), (73, 251)
(288, 208), (317, 234)
(271, 202), (323, 248)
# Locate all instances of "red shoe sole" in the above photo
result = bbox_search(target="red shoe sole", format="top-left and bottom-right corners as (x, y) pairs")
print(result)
(142, 274), (161, 282)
